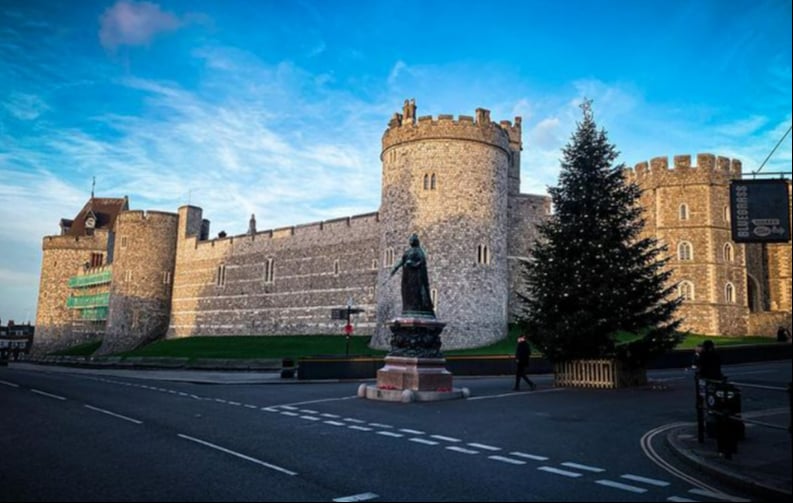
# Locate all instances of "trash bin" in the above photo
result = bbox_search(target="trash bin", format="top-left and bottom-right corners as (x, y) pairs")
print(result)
(704, 379), (744, 457)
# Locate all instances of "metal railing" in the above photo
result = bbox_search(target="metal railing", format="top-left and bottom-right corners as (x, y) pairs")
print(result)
(66, 292), (110, 309)
(68, 268), (112, 288)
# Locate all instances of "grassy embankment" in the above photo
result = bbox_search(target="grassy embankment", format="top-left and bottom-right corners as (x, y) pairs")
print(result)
(50, 326), (775, 360)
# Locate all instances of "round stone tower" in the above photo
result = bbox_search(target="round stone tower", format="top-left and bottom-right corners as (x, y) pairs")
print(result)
(99, 210), (179, 354)
(373, 100), (521, 349)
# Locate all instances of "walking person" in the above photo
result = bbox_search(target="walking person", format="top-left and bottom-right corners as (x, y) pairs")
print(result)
(514, 334), (536, 391)
(697, 340), (723, 380)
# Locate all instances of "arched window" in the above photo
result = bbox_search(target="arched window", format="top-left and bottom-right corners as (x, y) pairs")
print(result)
(678, 241), (693, 261)
(679, 203), (689, 221)
(725, 282), (735, 304)
(477, 244), (490, 265)
(723, 243), (734, 262)
(678, 281), (695, 301)
(423, 174), (430, 190)
(430, 173), (437, 190)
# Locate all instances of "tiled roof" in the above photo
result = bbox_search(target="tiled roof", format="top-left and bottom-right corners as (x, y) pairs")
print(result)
(66, 196), (129, 236)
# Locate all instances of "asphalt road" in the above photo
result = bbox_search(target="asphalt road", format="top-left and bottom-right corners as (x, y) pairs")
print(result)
(1, 361), (789, 502)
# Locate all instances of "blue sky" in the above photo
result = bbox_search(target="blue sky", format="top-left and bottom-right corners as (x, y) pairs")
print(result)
(1, 0), (791, 324)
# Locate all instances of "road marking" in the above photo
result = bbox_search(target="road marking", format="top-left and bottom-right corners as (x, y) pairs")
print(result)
(430, 434), (460, 442)
(30, 389), (66, 400)
(509, 452), (548, 461)
(333, 492), (379, 502)
(595, 479), (647, 493)
(376, 431), (403, 438)
(228, 401), (241, 406)
(409, 438), (439, 446)
(488, 455), (526, 465)
(281, 405), (299, 410)
(399, 428), (425, 434)
(620, 474), (669, 486)
(561, 462), (604, 472)
(244, 404), (257, 409)
(667, 497), (697, 502)
(84, 404), (142, 424)
(537, 466), (582, 478)
(321, 413), (341, 418)
(368, 422), (392, 428)
(349, 425), (372, 432)
(324, 420), (346, 426)
(343, 418), (366, 424)
(299, 415), (320, 421)
(467, 388), (565, 400)
(177, 433), (297, 476)
(468, 442), (500, 451)
(0, 380), (19, 387)
(281, 411), (299, 417)
(261, 407), (278, 412)
(300, 409), (319, 414)
(446, 446), (478, 454)
(688, 488), (748, 501)
(214, 398), (227, 403)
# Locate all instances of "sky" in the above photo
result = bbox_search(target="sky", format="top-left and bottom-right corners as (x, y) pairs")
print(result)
(1, 0), (791, 325)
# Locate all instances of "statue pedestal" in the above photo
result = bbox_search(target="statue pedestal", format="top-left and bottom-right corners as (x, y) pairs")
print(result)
(359, 316), (469, 402)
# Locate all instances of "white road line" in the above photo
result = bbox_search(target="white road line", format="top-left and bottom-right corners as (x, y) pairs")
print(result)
(399, 428), (425, 434)
(228, 401), (241, 406)
(488, 455), (526, 465)
(281, 405), (299, 410)
(468, 442), (500, 451)
(667, 497), (697, 502)
(30, 389), (66, 401)
(561, 462), (605, 473)
(299, 415), (320, 421)
(0, 380), (19, 387)
(376, 431), (403, 438)
(261, 407), (278, 412)
(368, 422), (392, 428)
(467, 388), (565, 400)
(321, 413), (341, 418)
(214, 398), (226, 403)
(300, 409), (319, 414)
(349, 425), (373, 432)
(324, 420), (346, 426)
(244, 404), (257, 409)
(688, 488), (748, 501)
(177, 433), (297, 476)
(430, 434), (460, 442)
(621, 474), (670, 487)
(509, 452), (548, 461)
(344, 418), (366, 424)
(332, 492), (379, 502)
(409, 438), (439, 446)
(595, 480), (647, 493)
(446, 446), (479, 454)
(84, 404), (142, 424)
(537, 466), (582, 478)
(281, 411), (299, 417)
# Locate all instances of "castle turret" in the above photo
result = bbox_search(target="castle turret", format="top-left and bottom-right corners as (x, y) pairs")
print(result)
(374, 101), (516, 349)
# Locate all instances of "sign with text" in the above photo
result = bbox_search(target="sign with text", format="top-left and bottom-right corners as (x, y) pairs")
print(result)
(730, 179), (791, 243)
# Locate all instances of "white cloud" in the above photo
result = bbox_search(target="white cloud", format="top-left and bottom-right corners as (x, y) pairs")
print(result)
(3, 92), (49, 120)
(99, 1), (182, 50)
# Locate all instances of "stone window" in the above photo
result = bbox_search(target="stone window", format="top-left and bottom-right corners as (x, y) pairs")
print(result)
(423, 174), (430, 190)
(430, 173), (437, 190)
(477, 244), (491, 265)
(124, 270), (133, 283)
(120, 236), (128, 248)
(333, 259), (340, 276)
(723, 243), (734, 262)
(678, 281), (695, 301)
(216, 265), (226, 287)
(384, 248), (395, 268)
(723, 206), (730, 223)
(679, 203), (689, 221)
(725, 282), (736, 304)
(90, 253), (104, 267)
(678, 241), (693, 261)
(162, 271), (171, 285)
(371, 258), (378, 270)
(264, 258), (274, 284)
(431, 288), (438, 310)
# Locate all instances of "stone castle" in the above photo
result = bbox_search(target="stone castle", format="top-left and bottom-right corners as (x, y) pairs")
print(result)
(33, 100), (792, 355)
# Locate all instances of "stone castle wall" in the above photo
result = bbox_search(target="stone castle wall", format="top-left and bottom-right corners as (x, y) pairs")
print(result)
(99, 210), (179, 354)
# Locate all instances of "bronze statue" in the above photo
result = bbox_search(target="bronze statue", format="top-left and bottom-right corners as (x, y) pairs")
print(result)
(389, 233), (434, 316)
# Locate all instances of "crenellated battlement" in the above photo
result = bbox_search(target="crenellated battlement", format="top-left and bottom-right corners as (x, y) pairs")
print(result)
(117, 210), (178, 224)
(624, 153), (742, 188)
(382, 100), (520, 157)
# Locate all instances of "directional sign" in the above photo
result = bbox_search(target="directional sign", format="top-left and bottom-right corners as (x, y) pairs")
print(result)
(730, 179), (791, 243)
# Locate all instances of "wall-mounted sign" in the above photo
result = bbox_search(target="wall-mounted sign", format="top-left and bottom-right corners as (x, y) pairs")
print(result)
(730, 179), (791, 243)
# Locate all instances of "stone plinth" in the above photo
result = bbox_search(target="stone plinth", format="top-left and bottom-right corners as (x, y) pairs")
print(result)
(376, 356), (453, 391)
(387, 315), (446, 358)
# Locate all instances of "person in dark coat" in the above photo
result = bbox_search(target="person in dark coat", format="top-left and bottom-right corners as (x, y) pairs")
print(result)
(514, 335), (536, 391)
(697, 340), (723, 380)
(777, 326), (791, 342)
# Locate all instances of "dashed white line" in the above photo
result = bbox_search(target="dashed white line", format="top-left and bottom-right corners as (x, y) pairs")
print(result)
(228, 401), (241, 406)
(349, 425), (373, 432)
(261, 407), (278, 412)
(321, 413), (341, 418)
(488, 455), (526, 465)
(281, 411), (299, 417)
(595, 479), (647, 493)
(84, 404), (142, 424)
(399, 428), (425, 435)
(324, 420), (346, 426)
(688, 488), (747, 501)
(0, 380), (20, 387)
(343, 418), (366, 424)
(177, 433), (297, 476)
(368, 422), (392, 428)
(446, 446), (478, 454)
(666, 497), (697, 502)
(468, 442), (500, 451)
(430, 434), (460, 442)
(333, 492), (379, 502)
(244, 404), (257, 409)
(300, 409), (319, 414)
(409, 438), (439, 446)
(509, 452), (548, 461)
(30, 389), (66, 401)
(281, 405), (299, 410)
(376, 431), (403, 438)
(537, 466), (582, 478)
(300, 415), (320, 421)
(561, 462), (604, 473)
(620, 474), (669, 487)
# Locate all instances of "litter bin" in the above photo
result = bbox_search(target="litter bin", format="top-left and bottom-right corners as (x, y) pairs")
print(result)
(704, 379), (744, 458)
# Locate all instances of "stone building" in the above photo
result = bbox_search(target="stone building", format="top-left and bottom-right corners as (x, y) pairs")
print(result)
(32, 101), (791, 355)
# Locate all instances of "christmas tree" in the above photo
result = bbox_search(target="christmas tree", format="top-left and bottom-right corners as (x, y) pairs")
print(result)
(517, 100), (682, 367)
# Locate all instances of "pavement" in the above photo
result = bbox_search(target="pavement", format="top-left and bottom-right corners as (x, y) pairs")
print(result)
(8, 361), (792, 500)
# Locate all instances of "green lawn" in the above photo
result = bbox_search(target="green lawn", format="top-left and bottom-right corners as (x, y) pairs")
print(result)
(51, 328), (776, 360)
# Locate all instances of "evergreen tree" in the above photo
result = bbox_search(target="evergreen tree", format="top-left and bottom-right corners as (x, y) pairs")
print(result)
(517, 100), (682, 367)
